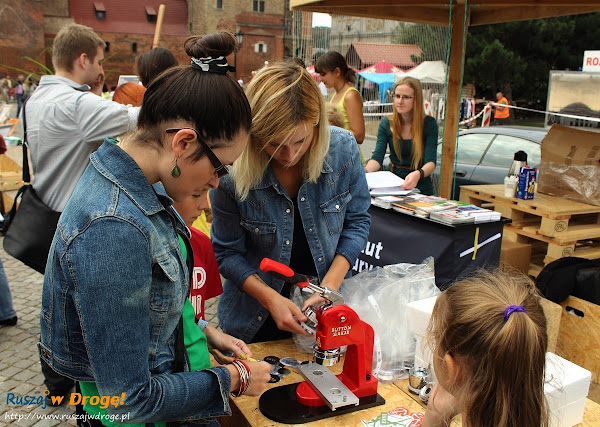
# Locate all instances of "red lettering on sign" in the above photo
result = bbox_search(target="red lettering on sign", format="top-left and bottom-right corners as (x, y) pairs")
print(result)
(587, 58), (592, 65)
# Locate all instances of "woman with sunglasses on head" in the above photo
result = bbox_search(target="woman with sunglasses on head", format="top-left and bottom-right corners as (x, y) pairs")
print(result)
(365, 77), (438, 195)
(210, 62), (371, 344)
(39, 31), (271, 426)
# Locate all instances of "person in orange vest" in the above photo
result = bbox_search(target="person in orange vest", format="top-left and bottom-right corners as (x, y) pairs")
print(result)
(492, 91), (510, 125)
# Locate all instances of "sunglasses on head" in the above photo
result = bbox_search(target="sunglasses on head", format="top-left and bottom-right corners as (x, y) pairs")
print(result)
(165, 128), (229, 178)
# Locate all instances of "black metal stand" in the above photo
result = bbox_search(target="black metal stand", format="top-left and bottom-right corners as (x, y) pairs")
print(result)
(259, 382), (385, 424)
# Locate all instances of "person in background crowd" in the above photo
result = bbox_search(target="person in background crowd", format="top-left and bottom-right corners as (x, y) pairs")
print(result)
(25, 22), (139, 406)
(15, 74), (25, 116)
(210, 62), (371, 343)
(423, 269), (548, 426)
(492, 91), (510, 125)
(315, 51), (365, 146)
(0, 258), (17, 327)
(136, 46), (178, 87)
(1, 75), (11, 102)
(39, 31), (271, 426)
(365, 77), (438, 195)
(112, 82), (146, 107)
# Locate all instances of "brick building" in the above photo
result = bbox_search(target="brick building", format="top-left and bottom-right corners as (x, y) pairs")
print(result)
(0, 0), (288, 88)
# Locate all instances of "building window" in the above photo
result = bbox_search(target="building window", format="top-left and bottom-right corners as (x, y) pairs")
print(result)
(216, 0), (223, 8)
(145, 6), (157, 23)
(132, 42), (137, 53)
(253, 0), (265, 12)
(105, 41), (110, 52)
(255, 42), (267, 53)
(94, 2), (106, 20)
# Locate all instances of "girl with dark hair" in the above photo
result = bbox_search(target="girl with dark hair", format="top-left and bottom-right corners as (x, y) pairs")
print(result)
(424, 269), (549, 426)
(39, 31), (271, 426)
(365, 77), (438, 195)
(315, 51), (365, 146)
(136, 46), (178, 87)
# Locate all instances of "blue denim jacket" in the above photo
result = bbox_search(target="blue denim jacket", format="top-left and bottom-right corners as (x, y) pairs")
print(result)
(210, 128), (371, 342)
(39, 140), (232, 423)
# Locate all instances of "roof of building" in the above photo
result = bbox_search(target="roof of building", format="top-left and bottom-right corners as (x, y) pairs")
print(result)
(347, 42), (422, 68)
(70, 1), (188, 36)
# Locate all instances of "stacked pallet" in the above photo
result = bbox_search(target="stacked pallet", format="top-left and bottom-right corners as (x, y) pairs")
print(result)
(459, 184), (600, 277)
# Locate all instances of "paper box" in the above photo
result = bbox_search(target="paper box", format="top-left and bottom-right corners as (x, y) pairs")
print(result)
(516, 166), (537, 200)
(499, 239), (532, 274)
(538, 125), (600, 206)
(406, 296), (437, 337)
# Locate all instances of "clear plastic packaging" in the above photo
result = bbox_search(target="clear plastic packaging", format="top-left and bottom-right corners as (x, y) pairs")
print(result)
(339, 257), (439, 382)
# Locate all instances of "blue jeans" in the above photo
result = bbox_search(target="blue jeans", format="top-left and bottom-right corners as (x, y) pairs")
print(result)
(0, 258), (16, 321)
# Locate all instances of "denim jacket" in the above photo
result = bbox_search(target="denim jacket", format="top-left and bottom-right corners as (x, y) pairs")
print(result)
(210, 128), (371, 342)
(39, 140), (232, 423)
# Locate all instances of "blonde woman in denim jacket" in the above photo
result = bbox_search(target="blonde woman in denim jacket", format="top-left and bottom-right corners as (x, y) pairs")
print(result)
(210, 63), (371, 344)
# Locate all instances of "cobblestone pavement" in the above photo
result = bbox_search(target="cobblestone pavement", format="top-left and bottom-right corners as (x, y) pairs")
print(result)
(0, 236), (220, 426)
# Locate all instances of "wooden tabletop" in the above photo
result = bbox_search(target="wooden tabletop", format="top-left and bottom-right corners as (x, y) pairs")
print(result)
(213, 338), (600, 426)
(460, 184), (600, 218)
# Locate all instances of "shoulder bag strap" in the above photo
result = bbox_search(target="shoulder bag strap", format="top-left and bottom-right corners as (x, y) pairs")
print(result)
(21, 99), (31, 183)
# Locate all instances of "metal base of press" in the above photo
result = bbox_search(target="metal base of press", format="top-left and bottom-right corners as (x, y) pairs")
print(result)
(259, 383), (385, 424)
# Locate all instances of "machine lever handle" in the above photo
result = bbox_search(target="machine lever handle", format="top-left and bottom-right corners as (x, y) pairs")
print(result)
(259, 258), (345, 305)
(259, 258), (310, 287)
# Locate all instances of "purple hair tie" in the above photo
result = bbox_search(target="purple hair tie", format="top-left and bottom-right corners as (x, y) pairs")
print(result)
(504, 305), (527, 321)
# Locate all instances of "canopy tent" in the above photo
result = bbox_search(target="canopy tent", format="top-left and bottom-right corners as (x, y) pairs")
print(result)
(291, 0), (600, 199)
(397, 61), (446, 85)
(359, 60), (404, 74)
(358, 72), (396, 102)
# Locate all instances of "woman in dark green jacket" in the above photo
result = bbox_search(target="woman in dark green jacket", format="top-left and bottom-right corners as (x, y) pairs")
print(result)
(365, 77), (438, 195)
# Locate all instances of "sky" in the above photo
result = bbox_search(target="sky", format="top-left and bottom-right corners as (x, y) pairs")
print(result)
(312, 13), (332, 27)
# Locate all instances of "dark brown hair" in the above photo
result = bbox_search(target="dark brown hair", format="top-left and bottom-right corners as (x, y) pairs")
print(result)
(137, 31), (251, 161)
(429, 269), (549, 427)
(136, 47), (178, 87)
(314, 51), (356, 84)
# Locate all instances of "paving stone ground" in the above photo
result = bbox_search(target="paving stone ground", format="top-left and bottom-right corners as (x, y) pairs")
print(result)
(0, 236), (220, 426)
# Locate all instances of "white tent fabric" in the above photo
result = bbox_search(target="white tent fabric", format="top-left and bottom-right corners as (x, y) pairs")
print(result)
(395, 61), (447, 84)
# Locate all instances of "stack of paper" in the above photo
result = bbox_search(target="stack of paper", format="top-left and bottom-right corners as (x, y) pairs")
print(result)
(366, 171), (412, 196)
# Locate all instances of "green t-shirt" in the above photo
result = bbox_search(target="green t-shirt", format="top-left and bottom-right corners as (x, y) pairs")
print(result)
(79, 236), (211, 426)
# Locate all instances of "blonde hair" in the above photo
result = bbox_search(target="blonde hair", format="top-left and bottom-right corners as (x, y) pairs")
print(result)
(233, 62), (330, 200)
(52, 23), (105, 73)
(390, 77), (426, 169)
(325, 102), (345, 128)
(429, 269), (549, 427)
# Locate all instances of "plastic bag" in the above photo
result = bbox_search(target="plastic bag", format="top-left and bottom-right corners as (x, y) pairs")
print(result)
(338, 257), (439, 382)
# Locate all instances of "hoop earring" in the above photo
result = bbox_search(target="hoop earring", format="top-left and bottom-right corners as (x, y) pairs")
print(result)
(171, 157), (181, 178)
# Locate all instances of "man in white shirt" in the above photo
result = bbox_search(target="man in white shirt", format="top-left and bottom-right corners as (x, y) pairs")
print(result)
(24, 22), (139, 405)
(25, 23), (138, 212)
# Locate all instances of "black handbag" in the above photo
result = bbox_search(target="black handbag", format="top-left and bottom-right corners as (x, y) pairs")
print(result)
(2, 103), (61, 274)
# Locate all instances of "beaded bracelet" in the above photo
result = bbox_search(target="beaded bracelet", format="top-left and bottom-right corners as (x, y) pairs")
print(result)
(230, 360), (252, 397)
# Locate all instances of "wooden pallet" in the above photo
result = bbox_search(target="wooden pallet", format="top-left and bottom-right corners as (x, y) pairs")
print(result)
(460, 184), (600, 276)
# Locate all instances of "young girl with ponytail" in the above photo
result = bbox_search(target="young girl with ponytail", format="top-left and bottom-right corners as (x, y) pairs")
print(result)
(424, 269), (549, 427)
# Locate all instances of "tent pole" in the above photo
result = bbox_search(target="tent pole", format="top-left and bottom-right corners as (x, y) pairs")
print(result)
(440, 2), (468, 199)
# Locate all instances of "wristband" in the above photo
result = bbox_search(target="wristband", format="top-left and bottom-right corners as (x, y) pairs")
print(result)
(418, 168), (425, 180)
(196, 319), (209, 331)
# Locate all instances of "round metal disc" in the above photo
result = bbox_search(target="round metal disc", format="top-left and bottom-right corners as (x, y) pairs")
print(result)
(280, 357), (302, 368)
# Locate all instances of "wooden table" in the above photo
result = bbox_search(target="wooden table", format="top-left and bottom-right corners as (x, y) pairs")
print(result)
(215, 338), (600, 426)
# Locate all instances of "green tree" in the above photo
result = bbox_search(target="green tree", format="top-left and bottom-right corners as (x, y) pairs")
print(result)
(465, 12), (600, 104)
(394, 23), (449, 64)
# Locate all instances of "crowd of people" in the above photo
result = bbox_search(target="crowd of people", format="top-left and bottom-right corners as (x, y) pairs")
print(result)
(0, 22), (553, 427)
